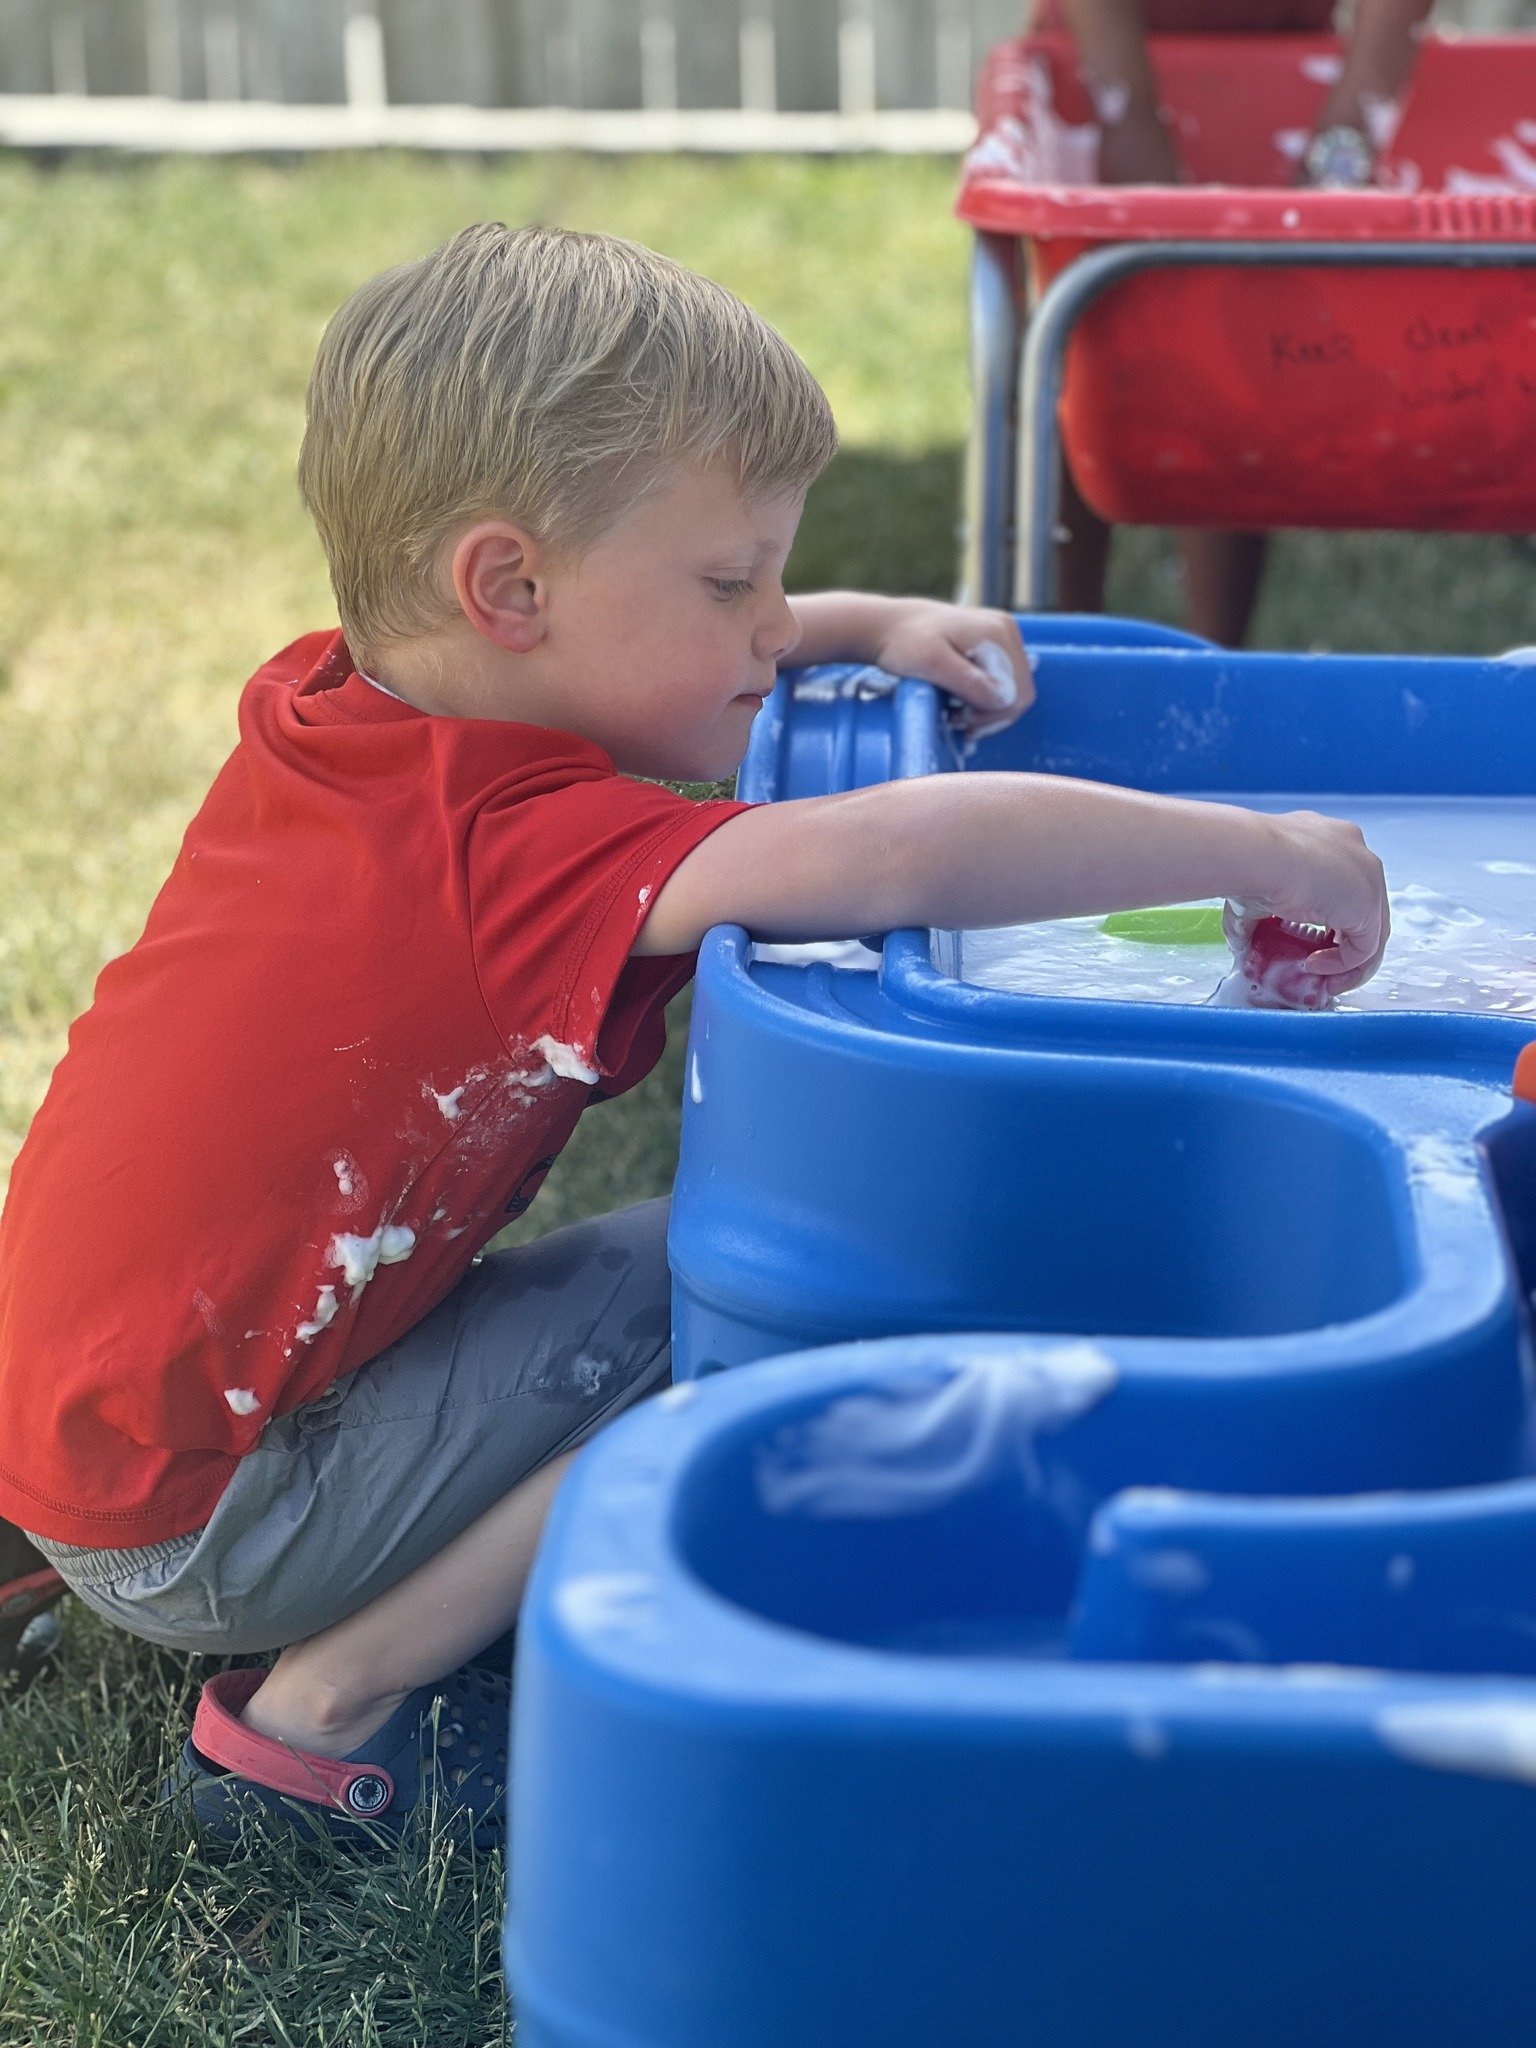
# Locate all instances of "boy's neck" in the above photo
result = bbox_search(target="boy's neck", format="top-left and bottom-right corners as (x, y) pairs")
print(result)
(366, 624), (557, 727)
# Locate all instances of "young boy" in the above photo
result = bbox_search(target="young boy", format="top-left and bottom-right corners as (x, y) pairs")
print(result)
(0, 224), (1387, 1844)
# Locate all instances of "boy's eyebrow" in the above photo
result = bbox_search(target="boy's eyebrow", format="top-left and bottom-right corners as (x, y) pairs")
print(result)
(702, 536), (787, 566)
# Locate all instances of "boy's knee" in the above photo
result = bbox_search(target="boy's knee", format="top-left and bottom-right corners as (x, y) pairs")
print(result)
(619, 1299), (670, 1346)
(509, 1198), (670, 1299)
(604, 1195), (671, 1275)
(598, 1201), (673, 1339)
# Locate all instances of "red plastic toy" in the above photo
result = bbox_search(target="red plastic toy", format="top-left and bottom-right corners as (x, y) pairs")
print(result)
(1218, 917), (1338, 1012)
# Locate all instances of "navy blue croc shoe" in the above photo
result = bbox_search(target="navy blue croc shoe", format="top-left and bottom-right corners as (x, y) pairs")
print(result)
(162, 1663), (510, 1850)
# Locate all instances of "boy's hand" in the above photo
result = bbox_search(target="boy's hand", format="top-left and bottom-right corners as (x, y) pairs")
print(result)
(1227, 810), (1391, 994)
(871, 600), (1035, 736)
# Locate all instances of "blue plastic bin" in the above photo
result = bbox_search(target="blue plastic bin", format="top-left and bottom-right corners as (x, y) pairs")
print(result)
(510, 1340), (1536, 2048)
(509, 621), (1536, 2044)
(673, 623), (1536, 1389)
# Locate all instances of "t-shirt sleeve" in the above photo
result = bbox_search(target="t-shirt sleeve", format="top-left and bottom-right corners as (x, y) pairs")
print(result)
(467, 773), (751, 1083)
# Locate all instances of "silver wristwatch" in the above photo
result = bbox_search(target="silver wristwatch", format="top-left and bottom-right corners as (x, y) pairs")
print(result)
(1303, 124), (1375, 190)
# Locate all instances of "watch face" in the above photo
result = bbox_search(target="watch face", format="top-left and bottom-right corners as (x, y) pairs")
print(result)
(1305, 125), (1375, 189)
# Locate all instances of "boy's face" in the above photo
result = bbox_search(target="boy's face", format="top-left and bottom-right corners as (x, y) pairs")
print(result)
(548, 464), (805, 783)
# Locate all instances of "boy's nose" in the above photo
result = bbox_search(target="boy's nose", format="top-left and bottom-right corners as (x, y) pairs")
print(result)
(756, 595), (799, 664)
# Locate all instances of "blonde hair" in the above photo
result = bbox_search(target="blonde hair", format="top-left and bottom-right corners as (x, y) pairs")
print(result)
(298, 222), (838, 661)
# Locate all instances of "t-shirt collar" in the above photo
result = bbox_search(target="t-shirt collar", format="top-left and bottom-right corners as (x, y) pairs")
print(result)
(360, 668), (406, 703)
(287, 627), (616, 769)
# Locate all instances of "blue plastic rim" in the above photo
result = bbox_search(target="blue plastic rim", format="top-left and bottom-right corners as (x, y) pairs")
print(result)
(508, 619), (1536, 2046)
(673, 619), (1536, 1390)
(510, 1340), (1536, 2048)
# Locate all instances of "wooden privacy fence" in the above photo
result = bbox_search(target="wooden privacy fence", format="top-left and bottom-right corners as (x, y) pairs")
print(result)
(0, 0), (1028, 152)
(0, 0), (1531, 154)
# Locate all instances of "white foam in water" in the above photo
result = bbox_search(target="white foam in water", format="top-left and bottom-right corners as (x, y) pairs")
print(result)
(958, 797), (1536, 1015)
(755, 1343), (1117, 1519)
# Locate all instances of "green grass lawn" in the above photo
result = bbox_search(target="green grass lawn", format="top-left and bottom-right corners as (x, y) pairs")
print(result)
(3, 149), (1536, 2046)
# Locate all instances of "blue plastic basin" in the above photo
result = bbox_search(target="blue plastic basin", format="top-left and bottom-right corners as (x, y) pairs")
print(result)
(510, 1342), (1536, 2048)
(510, 620), (1536, 2044)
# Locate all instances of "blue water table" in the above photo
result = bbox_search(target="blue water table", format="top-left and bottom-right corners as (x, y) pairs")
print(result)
(509, 619), (1536, 2047)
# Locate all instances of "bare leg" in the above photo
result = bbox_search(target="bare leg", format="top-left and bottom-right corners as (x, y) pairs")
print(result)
(1055, 458), (1112, 614)
(239, 1449), (575, 1757)
(1180, 529), (1269, 648)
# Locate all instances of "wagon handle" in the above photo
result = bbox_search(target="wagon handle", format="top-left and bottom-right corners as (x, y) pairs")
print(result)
(960, 233), (1023, 615)
(998, 238), (1536, 615)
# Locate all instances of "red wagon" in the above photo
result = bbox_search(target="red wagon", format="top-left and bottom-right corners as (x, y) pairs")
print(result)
(957, 32), (1536, 609)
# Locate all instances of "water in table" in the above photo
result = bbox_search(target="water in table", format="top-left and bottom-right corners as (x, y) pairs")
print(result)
(959, 796), (1536, 1014)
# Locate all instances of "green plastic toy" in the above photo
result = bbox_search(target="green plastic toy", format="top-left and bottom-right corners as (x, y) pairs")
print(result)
(1099, 905), (1227, 946)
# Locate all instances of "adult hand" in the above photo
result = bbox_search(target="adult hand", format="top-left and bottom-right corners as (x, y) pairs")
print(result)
(1098, 99), (1183, 186)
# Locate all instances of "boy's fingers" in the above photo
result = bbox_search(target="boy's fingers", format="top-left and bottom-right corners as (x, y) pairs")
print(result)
(1305, 943), (1386, 997)
(961, 709), (1020, 742)
(1333, 898), (1388, 973)
(1308, 931), (1381, 978)
(879, 609), (1035, 722)
(1308, 894), (1387, 978)
(1006, 620), (1036, 701)
(1307, 957), (1372, 995)
(975, 624), (1037, 712)
(1226, 899), (1387, 981)
(918, 637), (1013, 710)
(1303, 944), (1351, 977)
(949, 636), (1035, 722)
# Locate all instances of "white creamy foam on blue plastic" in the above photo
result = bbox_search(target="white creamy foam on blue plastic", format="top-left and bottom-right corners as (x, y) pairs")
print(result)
(755, 1343), (1117, 1519)
(1377, 1700), (1536, 1783)
(958, 796), (1536, 1015)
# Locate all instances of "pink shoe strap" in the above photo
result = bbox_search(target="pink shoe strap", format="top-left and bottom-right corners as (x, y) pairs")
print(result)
(193, 1668), (398, 1817)
(0, 1566), (67, 1620)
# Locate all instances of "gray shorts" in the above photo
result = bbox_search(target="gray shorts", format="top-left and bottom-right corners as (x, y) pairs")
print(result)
(34, 1200), (671, 1655)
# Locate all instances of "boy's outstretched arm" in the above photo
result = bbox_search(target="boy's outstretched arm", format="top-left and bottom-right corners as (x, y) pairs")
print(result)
(637, 773), (1389, 987)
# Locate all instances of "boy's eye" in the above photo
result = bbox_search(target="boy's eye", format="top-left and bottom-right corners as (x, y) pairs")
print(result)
(708, 577), (754, 600)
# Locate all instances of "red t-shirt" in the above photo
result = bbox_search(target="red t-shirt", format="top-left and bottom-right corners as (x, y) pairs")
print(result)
(0, 630), (748, 1547)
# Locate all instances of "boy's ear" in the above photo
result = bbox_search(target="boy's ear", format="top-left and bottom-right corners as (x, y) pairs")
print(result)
(449, 520), (550, 654)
